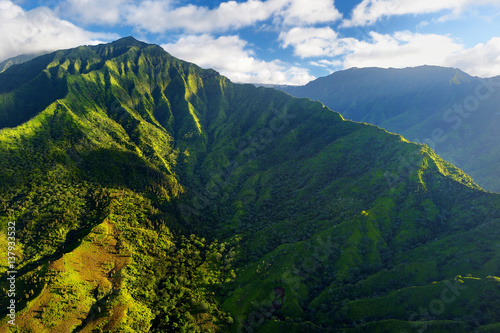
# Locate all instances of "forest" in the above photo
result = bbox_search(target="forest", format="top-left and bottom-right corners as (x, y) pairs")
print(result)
(0, 37), (500, 332)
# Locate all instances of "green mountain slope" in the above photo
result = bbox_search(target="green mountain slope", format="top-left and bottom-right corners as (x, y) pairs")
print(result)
(0, 53), (42, 74)
(1, 38), (500, 332)
(278, 66), (500, 193)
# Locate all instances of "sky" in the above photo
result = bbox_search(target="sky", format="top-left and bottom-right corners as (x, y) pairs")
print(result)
(1, 0), (500, 85)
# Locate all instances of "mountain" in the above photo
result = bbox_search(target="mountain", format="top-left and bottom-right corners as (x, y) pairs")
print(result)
(0, 53), (43, 73)
(278, 66), (500, 193)
(1, 37), (500, 332)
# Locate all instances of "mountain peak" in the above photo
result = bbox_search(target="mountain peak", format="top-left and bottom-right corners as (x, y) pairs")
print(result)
(449, 68), (471, 85)
(2, 38), (500, 333)
(108, 36), (149, 48)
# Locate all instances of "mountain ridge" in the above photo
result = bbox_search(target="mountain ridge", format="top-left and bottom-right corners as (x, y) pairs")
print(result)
(0, 37), (499, 332)
(277, 65), (500, 193)
(0, 53), (44, 74)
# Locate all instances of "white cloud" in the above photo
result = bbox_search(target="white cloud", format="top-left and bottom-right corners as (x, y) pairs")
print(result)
(279, 27), (353, 58)
(342, 31), (464, 69)
(124, 0), (281, 34)
(278, 0), (342, 26)
(162, 34), (315, 85)
(0, 1), (115, 62)
(448, 37), (500, 77)
(278, 27), (500, 77)
(57, 0), (131, 26)
(309, 59), (343, 68)
(284, 28), (500, 78)
(57, 0), (341, 34)
(342, 0), (500, 27)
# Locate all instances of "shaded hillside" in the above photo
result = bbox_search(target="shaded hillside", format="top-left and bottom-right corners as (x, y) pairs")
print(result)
(0, 53), (42, 74)
(0, 38), (500, 332)
(279, 66), (500, 192)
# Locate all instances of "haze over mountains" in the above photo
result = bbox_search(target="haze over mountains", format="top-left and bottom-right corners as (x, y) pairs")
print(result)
(278, 66), (500, 193)
(1, 37), (500, 332)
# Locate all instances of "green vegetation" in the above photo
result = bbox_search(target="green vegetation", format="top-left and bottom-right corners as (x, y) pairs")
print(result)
(1, 37), (500, 332)
(279, 66), (500, 192)
(0, 53), (41, 74)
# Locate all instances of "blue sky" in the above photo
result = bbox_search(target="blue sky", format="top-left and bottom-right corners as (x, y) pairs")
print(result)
(1, 0), (500, 84)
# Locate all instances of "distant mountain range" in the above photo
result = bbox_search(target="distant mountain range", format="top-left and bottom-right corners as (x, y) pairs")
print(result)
(278, 66), (500, 192)
(1, 38), (500, 332)
(0, 53), (42, 73)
